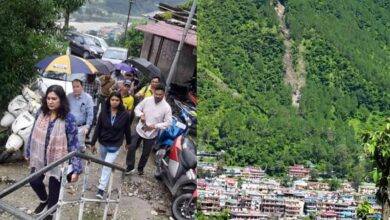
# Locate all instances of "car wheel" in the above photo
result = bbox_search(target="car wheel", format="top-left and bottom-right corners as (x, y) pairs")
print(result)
(83, 51), (90, 59)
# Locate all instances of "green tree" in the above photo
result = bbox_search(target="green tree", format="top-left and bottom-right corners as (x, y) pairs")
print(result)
(357, 201), (373, 220)
(363, 122), (390, 220)
(114, 21), (146, 57)
(123, 23), (146, 57)
(0, 0), (64, 111)
(328, 179), (341, 191)
(54, 0), (88, 30)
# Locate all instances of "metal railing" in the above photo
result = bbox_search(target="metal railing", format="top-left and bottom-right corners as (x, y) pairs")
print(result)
(0, 151), (126, 220)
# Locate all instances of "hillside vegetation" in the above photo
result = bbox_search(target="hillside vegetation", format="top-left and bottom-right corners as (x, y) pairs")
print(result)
(198, 0), (389, 181)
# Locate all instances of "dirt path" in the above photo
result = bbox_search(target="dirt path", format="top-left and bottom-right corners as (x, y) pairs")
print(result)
(275, 1), (306, 108)
(0, 140), (173, 219)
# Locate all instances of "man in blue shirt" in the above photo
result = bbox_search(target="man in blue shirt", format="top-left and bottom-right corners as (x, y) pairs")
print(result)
(67, 79), (94, 152)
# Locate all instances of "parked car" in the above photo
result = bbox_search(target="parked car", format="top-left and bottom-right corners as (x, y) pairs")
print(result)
(102, 47), (129, 64)
(84, 34), (109, 52)
(65, 32), (105, 58)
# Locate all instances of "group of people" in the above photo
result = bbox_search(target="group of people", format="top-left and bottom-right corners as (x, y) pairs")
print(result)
(25, 67), (172, 219)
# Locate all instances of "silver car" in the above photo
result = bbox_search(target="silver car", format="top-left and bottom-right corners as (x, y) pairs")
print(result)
(102, 47), (129, 64)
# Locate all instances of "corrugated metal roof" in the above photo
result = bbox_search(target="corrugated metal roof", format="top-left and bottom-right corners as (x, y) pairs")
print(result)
(136, 21), (197, 47)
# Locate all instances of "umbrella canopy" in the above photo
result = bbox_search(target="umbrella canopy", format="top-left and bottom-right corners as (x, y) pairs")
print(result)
(125, 57), (165, 85)
(115, 63), (133, 72)
(35, 55), (97, 74)
(88, 59), (114, 74)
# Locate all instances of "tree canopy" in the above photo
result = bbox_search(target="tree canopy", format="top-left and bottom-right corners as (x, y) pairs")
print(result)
(198, 0), (389, 181)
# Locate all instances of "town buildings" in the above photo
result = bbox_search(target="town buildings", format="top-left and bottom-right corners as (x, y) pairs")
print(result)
(198, 162), (381, 219)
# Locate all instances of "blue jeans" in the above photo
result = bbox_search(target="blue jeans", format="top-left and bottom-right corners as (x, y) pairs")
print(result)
(98, 145), (120, 191)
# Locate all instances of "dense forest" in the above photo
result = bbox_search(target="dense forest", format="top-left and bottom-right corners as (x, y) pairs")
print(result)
(198, 0), (389, 182)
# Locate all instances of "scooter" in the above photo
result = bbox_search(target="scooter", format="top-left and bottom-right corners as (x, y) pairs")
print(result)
(0, 86), (41, 128)
(6, 110), (35, 152)
(0, 86), (41, 162)
(0, 95), (29, 128)
(154, 99), (196, 155)
(157, 135), (197, 220)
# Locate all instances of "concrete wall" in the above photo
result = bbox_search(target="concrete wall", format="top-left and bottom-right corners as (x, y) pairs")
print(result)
(140, 33), (196, 85)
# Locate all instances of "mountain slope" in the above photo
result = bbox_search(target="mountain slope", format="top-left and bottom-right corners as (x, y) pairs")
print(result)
(198, 0), (389, 180)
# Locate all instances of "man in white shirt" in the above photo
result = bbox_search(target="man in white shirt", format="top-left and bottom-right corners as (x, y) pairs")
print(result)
(125, 84), (172, 176)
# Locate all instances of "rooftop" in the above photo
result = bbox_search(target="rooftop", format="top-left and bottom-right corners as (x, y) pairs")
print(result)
(136, 21), (197, 47)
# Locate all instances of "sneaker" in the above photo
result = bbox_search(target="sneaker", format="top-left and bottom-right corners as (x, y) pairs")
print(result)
(138, 170), (144, 176)
(96, 189), (104, 199)
(80, 146), (86, 153)
(125, 166), (135, 175)
(34, 201), (47, 215)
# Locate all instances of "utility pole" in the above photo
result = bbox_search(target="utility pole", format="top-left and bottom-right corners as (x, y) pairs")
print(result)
(166, 0), (197, 91)
(123, 0), (135, 44)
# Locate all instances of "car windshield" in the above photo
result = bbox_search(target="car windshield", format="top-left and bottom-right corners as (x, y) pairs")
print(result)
(99, 39), (109, 48)
(41, 71), (86, 82)
(103, 49), (127, 60)
(84, 37), (96, 46)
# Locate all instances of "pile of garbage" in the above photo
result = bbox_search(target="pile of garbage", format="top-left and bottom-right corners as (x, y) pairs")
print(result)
(0, 82), (42, 163)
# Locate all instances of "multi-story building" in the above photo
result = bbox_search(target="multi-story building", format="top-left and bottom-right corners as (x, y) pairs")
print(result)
(288, 165), (310, 179)
(284, 198), (304, 218)
(260, 179), (281, 194)
(307, 181), (330, 191)
(225, 167), (243, 178)
(361, 194), (377, 205)
(317, 200), (336, 213)
(340, 182), (355, 193)
(319, 211), (338, 220)
(304, 198), (318, 215)
(199, 195), (221, 213)
(292, 180), (308, 190)
(242, 167), (265, 181)
(198, 162), (217, 175)
(230, 208), (269, 220)
(334, 202), (356, 218)
(226, 178), (239, 190)
(225, 198), (240, 209)
(261, 196), (285, 217)
(198, 179), (207, 190)
(358, 182), (376, 195)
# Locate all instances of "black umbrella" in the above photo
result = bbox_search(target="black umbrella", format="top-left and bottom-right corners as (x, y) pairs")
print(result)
(88, 59), (115, 75)
(125, 57), (166, 85)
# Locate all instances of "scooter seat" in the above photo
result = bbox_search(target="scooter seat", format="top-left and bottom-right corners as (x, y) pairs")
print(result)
(181, 148), (197, 170)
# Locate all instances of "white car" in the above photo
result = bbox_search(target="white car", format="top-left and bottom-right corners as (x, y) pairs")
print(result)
(102, 47), (129, 64)
(37, 71), (86, 95)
